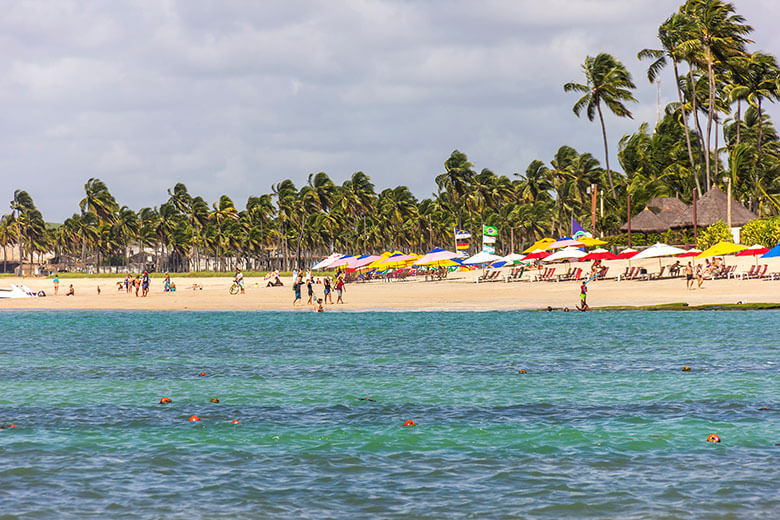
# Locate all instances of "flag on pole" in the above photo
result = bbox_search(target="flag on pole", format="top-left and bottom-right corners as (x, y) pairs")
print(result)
(483, 225), (498, 237)
(456, 241), (470, 250)
(482, 236), (496, 244)
(454, 229), (472, 239)
(483, 245), (496, 254)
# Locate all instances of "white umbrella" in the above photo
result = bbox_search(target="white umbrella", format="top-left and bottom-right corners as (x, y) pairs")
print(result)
(633, 243), (687, 260)
(463, 251), (502, 265)
(501, 253), (525, 263)
(312, 253), (343, 270)
(544, 246), (587, 262)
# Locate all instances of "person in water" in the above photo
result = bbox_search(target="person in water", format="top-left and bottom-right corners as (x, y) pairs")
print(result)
(576, 281), (591, 311)
(315, 298), (324, 312)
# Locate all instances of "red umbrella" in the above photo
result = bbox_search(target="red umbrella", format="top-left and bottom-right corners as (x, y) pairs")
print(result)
(677, 249), (702, 258)
(614, 248), (639, 259)
(581, 249), (617, 261)
(736, 245), (770, 256)
(521, 249), (551, 261)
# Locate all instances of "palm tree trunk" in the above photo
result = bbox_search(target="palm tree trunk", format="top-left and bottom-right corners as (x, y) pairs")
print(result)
(753, 99), (765, 213)
(674, 60), (701, 197)
(704, 49), (715, 191)
(688, 68), (708, 195)
(736, 99), (742, 147)
(596, 103), (616, 197)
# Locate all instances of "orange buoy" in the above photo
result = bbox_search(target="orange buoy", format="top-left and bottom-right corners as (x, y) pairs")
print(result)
(231, 419), (240, 424)
(199, 372), (207, 377)
(760, 406), (770, 410)
(682, 366), (691, 372)
(189, 415), (200, 422)
(707, 434), (721, 443)
(210, 398), (220, 403)
(518, 369), (527, 374)
(403, 420), (416, 427)
(0, 424), (15, 429)
(159, 397), (172, 404)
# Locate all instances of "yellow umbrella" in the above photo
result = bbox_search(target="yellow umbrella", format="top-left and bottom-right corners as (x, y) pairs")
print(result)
(695, 241), (747, 259)
(417, 258), (460, 267)
(376, 252), (417, 269)
(366, 252), (395, 269)
(578, 237), (608, 247)
(523, 238), (555, 254)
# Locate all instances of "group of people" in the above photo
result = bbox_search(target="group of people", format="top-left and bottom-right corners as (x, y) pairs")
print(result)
(292, 271), (346, 309)
(117, 272), (152, 296)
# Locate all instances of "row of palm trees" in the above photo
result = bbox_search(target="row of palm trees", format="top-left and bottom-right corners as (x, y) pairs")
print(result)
(2, 0), (780, 273)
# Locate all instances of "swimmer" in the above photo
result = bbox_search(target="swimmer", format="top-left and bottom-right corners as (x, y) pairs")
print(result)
(359, 398), (376, 402)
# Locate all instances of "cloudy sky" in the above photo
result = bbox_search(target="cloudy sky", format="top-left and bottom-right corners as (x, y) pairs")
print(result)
(2, 0), (779, 221)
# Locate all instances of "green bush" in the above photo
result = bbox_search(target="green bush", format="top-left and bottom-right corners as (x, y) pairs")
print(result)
(696, 220), (732, 250)
(740, 218), (780, 247)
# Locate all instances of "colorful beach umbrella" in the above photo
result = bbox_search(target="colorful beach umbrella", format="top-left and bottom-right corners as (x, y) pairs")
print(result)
(578, 237), (609, 247)
(327, 255), (356, 268)
(762, 243), (780, 258)
(522, 238), (556, 253)
(521, 249), (551, 261)
(312, 253), (343, 270)
(695, 242), (746, 259)
(614, 248), (639, 259)
(546, 237), (585, 250)
(580, 248), (616, 261)
(413, 248), (461, 266)
(348, 255), (382, 269)
(677, 249), (702, 258)
(736, 244), (770, 257)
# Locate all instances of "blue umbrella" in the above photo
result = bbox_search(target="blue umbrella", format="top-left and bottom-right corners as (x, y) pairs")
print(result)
(761, 243), (780, 258)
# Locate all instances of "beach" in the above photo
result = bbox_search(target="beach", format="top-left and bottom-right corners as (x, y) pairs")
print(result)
(3, 257), (780, 311)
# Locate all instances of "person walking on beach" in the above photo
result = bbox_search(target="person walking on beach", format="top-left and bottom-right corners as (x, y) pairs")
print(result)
(323, 277), (332, 304)
(306, 278), (315, 304)
(685, 262), (694, 290)
(696, 264), (704, 289)
(335, 274), (345, 304)
(577, 281), (590, 311)
(234, 268), (245, 294)
(53, 275), (60, 295)
(141, 271), (150, 297)
(292, 276), (303, 305)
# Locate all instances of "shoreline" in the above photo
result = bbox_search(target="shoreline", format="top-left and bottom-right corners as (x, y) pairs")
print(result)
(3, 270), (780, 312)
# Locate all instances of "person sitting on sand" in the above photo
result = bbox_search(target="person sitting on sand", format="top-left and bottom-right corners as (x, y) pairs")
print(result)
(66, 284), (75, 296)
(315, 298), (324, 312)
(669, 260), (681, 277)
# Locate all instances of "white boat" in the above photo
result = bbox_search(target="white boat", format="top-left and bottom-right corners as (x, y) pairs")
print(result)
(0, 284), (44, 299)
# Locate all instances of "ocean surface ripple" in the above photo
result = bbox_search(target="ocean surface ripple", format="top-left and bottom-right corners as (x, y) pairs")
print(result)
(1, 310), (779, 518)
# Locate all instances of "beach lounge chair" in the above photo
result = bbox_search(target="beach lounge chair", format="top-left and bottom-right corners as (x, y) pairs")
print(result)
(751, 264), (768, 279)
(597, 266), (609, 280)
(542, 267), (556, 281)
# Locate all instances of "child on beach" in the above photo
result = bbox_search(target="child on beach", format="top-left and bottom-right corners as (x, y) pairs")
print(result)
(335, 275), (345, 304)
(66, 284), (75, 296)
(53, 275), (59, 295)
(315, 298), (324, 312)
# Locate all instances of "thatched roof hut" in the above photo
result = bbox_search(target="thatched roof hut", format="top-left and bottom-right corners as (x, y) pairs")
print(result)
(621, 207), (668, 233)
(647, 197), (688, 227)
(670, 186), (757, 228)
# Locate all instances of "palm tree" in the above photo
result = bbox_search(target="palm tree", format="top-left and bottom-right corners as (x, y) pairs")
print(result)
(79, 178), (118, 271)
(0, 213), (18, 273)
(639, 13), (702, 196)
(210, 196), (239, 271)
(435, 150), (475, 228)
(678, 0), (753, 190)
(564, 53), (637, 197)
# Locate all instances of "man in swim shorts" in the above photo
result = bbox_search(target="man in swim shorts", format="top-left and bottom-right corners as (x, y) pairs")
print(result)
(685, 262), (694, 289)
(141, 271), (150, 297)
(234, 268), (245, 294)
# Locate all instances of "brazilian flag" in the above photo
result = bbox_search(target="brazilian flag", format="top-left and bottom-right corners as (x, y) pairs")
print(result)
(483, 225), (498, 237)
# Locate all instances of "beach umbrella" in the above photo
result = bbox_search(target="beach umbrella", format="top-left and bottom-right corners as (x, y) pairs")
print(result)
(614, 248), (639, 259)
(327, 255), (356, 268)
(366, 252), (396, 269)
(578, 237), (609, 247)
(736, 244), (770, 257)
(695, 241), (746, 260)
(501, 253), (525, 264)
(413, 248), (461, 266)
(312, 253), (343, 270)
(633, 243), (687, 260)
(762, 243), (780, 258)
(546, 237), (585, 250)
(348, 255), (382, 269)
(580, 248), (617, 261)
(543, 246), (587, 262)
(521, 249), (551, 261)
(522, 238), (556, 253)
(378, 253), (418, 269)
(677, 249), (702, 258)
(463, 251), (502, 265)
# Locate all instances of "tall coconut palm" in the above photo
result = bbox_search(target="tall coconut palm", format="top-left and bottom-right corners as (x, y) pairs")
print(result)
(678, 0), (753, 190)
(564, 53), (637, 198)
(639, 13), (702, 196)
(435, 150), (475, 228)
(210, 196), (239, 271)
(0, 214), (17, 273)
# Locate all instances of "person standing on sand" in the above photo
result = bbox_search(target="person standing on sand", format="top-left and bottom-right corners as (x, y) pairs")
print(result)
(141, 271), (150, 297)
(685, 262), (694, 290)
(234, 268), (245, 294)
(323, 277), (333, 304)
(577, 281), (590, 311)
(335, 274), (345, 304)
(292, 276), (303, 305)
(53, 275), (59, 295)
(696, 264), (704, 289)
(306, 278), (314, 304)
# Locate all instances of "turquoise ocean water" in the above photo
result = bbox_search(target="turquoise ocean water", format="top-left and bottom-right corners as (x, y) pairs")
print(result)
(1, 310), (779, 518)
